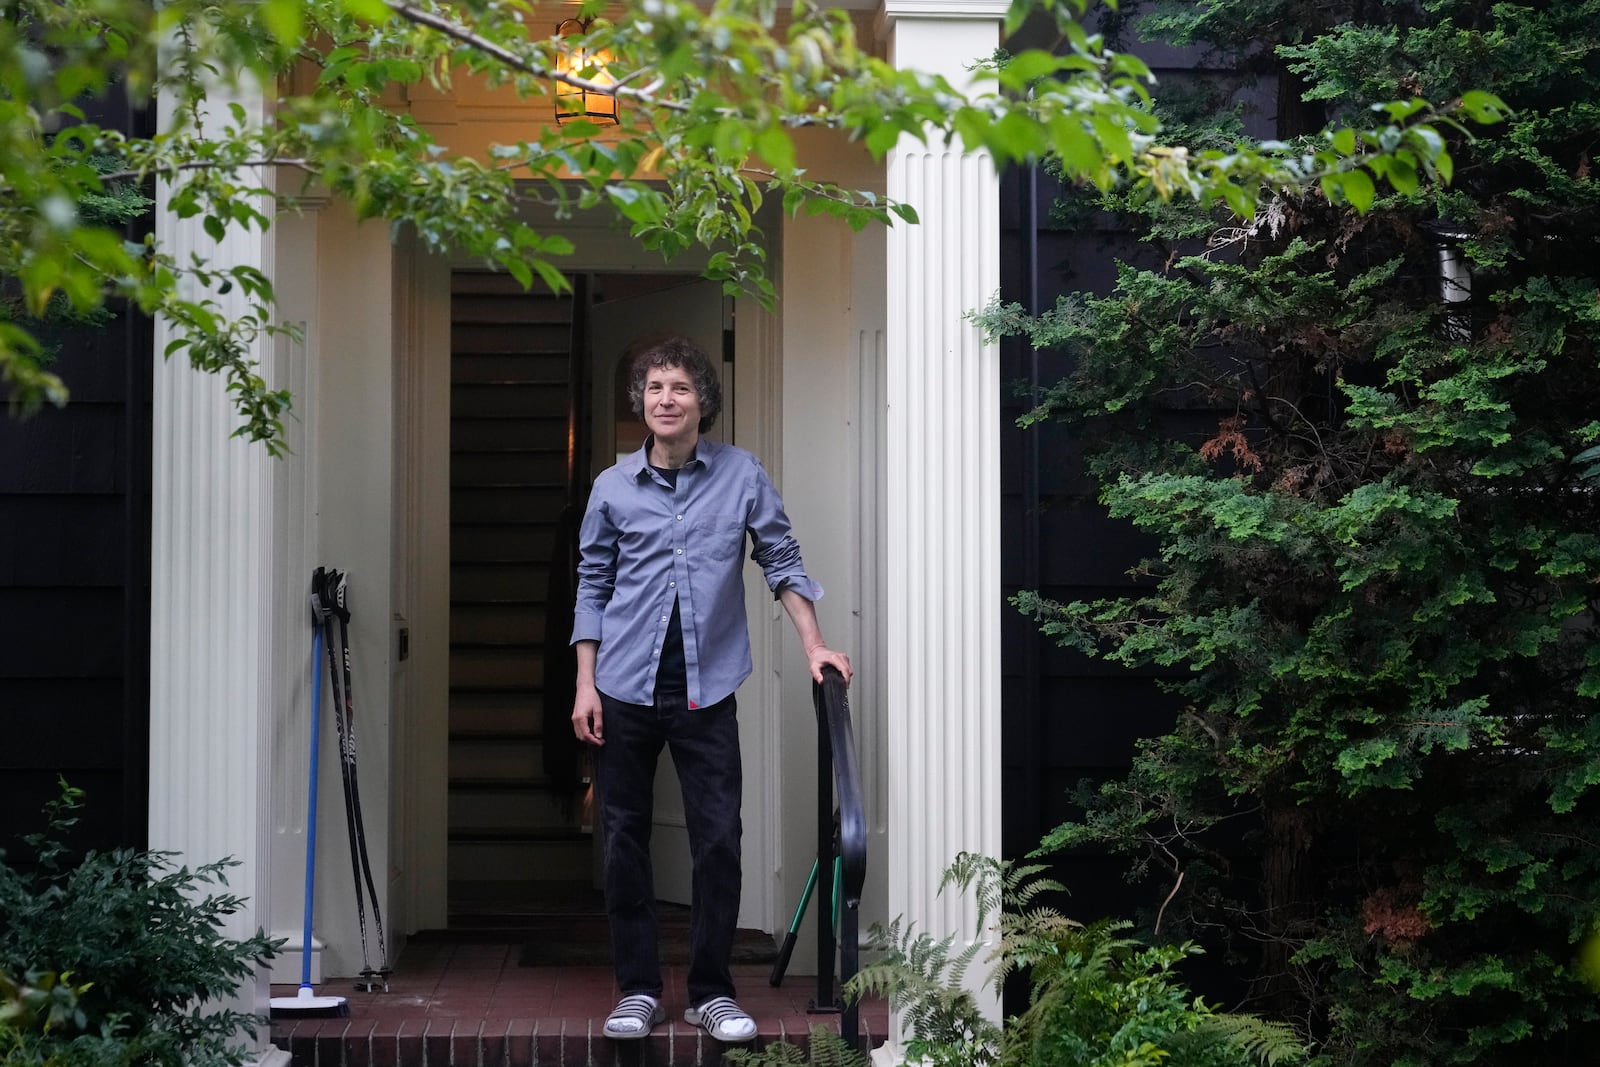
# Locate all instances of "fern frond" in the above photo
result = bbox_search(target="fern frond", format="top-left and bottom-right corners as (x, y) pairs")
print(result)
(1003, 863), (1065, 910)
(724, 1036), (814, 1066)
(1189, 1012), (1309, 1065)
(727, 1024), (875, 1067)
(941, 852), (1006, 930)
(808, 1027), (873, 1067)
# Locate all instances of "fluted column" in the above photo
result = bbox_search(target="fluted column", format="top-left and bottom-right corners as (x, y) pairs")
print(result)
(149, 80), (289, 1067)
(880, 0), (1007, 986)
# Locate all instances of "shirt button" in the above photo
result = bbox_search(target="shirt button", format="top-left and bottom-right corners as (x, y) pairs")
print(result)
(676, 514), (684, 521)
(669, 581), (676, 588)
(676, 548), (683, 554)
(661, 615), (668, 622)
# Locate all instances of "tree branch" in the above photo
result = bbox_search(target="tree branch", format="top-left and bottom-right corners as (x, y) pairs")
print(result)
(98, 158), (315, 182)
(1154, 868), (1185, 936)
(385, 1), (690, 113)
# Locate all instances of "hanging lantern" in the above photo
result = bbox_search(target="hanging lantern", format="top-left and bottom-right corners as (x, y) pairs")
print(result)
(554, 17), (619, 126)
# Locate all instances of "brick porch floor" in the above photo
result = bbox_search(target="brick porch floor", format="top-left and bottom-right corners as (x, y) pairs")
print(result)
(269, 940), (888, 1067)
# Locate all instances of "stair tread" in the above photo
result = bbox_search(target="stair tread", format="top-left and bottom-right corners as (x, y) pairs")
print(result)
(449, 826), (590, 842)
(452, 520), (559, 528)
(449, 692), (543, 705)
(449, 730), (541, 742)
(451, 414), (568, 421)
(453, 379), (572, 388)
(449, 481), (567, 489)
(452, 448), (569, 456)
(449, 683), (544, 693)
(450, 776), (562, 790)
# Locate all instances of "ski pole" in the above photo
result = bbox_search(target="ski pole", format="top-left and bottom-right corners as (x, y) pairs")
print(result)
(329, 569), (391, 989)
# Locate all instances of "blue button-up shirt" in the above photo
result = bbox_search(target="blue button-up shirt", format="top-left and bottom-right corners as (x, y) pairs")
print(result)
(570, 438), (823, 707)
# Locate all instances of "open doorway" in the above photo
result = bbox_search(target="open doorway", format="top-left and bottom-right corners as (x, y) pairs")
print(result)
(445, 270), (731, 928)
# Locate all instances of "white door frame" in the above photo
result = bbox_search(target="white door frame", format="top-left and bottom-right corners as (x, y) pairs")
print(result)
(394, 213), (786, 935)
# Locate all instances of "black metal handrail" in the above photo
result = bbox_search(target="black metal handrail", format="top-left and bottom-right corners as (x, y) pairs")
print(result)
(812, 664), (866, 1049)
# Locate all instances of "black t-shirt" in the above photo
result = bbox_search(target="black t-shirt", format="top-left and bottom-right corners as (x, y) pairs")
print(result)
(652, 464), (688, 694)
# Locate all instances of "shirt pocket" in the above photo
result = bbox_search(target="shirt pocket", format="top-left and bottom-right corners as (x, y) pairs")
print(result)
(693, 513), (747, 563)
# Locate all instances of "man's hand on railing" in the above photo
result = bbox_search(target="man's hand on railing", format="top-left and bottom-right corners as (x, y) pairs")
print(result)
(806, 644), (852, 686)
(779, 588), (851, 685)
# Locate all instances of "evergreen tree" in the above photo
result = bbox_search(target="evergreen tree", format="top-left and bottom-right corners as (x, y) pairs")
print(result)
(0, 153), (152, 354)
(984, 2), (1600, 1062)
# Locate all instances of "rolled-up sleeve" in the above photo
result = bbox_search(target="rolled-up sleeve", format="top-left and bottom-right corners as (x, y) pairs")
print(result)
(746, 461), (823, 601)
(571, 494), (619, 644)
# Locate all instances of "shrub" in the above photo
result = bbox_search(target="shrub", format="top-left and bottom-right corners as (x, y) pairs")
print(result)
(0, 782), (280, 1067)
(730, 854), (1304, 1067)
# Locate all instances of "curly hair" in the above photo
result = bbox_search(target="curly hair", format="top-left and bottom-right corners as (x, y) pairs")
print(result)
(625, 334), (722, 434)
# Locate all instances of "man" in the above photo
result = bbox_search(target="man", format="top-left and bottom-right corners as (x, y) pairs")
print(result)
(570, 335), (852, 1043)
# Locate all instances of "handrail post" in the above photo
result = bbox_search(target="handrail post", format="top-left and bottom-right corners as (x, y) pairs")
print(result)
(841, 889), (860, 1050)
(808, 666), (864, 1051)
(812, 683), (838, 1013)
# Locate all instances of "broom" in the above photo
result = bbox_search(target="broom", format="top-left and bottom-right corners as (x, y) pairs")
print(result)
(270, 609), (350, 1018)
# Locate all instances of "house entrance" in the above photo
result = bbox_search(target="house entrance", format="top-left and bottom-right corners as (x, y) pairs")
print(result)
(444, 270), (730, 924)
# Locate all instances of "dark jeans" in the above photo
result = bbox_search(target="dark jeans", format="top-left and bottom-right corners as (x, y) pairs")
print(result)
(596, 688), (742, 1006)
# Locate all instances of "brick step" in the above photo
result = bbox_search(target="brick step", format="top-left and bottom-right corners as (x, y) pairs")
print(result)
(272, 1010), (882, 1067)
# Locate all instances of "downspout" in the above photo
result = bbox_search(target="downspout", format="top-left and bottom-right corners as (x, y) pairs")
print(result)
(125, 94), (156, 849)
(1019, 162), (1042, 852)
(1427, 221), (1474, 342)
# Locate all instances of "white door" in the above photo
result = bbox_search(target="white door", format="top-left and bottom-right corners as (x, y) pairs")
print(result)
(591, 278), (727, 906)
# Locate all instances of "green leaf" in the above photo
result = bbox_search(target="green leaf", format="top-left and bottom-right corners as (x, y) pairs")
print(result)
(340, 0), (391, 24)
(1376, 97), (1429, 121)
(864, 121), (903, 158)
(533, 259), (569, 295)
(1458, 90), (1512, 124)
(753, 126), (796, 174)
(503, 257), (533, 290)
(259, 0), (304, 48)
(1090, 114), (1133, 163)
(1338, 169), (1375, 211)
(1048, 118), (1105, 178)
(998, 50), (1065, 87)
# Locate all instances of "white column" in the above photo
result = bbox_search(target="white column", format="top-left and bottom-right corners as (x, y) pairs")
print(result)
(149, 82), (290, 1067)
(880, 0), (1007, 992)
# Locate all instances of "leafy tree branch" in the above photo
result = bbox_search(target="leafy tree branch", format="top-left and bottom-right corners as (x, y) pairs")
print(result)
(1, 0), (1505, 448)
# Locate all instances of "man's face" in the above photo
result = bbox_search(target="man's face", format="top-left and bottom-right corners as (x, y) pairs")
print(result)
(642, 364), (701, 447)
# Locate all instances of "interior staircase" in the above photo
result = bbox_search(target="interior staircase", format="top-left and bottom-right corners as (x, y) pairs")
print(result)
(447, 271), (591, 920)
